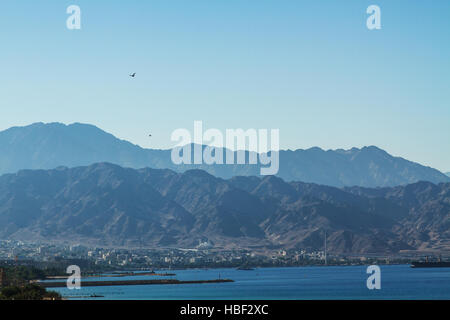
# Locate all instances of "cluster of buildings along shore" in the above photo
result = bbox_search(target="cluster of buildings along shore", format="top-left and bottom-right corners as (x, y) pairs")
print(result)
(0, 240), (415, 270)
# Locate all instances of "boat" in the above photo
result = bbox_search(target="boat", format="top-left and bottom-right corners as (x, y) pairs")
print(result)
(411, 261), (450, 268)
(411, 255), (450, 268)
(236, 266), (255, 271)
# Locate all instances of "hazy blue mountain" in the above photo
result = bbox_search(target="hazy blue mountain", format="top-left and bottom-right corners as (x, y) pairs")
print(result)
(0, 122), (170, 173)
(0, 163), (448, 253)
(446, 172), (450, 177)
(0, 122), (448, 187)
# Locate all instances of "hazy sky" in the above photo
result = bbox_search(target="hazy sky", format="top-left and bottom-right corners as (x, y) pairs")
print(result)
(0, 1), (449, 171)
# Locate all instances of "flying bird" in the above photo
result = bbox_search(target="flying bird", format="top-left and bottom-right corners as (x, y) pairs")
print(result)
(129, 73), (136, 78)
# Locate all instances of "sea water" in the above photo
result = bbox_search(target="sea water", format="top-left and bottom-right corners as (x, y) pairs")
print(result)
(48, 265), (450, 300)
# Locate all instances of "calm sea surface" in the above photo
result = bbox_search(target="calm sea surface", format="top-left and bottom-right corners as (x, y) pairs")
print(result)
(47, 265), (450, 300)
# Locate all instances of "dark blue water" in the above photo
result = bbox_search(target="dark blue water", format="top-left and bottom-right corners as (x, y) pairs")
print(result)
(48, 265), (450, 300)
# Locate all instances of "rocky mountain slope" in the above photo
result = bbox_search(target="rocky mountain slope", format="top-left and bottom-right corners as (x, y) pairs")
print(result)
(0, 163), (448, 253)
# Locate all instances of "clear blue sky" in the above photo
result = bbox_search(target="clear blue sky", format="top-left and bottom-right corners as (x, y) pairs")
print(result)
(0, 1), (449, 171)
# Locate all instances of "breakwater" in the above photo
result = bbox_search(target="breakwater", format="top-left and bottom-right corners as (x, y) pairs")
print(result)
(39, 278), (233, 288)
(45, 272), (176, 280)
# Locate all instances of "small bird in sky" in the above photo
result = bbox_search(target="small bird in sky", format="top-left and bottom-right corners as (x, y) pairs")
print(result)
(129, 73), (136, 78)
(148, 134), (152, 137)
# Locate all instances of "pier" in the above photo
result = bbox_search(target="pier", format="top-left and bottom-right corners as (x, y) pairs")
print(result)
(39, 278), (234, 288)
(44, 271), (176, 280)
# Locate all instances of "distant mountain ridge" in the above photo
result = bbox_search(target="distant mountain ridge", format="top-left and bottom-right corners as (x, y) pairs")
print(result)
(0, 163), (448, 253)
(0, 122), (448, 187)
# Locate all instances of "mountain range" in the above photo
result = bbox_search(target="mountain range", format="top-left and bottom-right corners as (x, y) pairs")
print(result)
(0, 163), (448, 254)
(0, 122), (448, 188)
